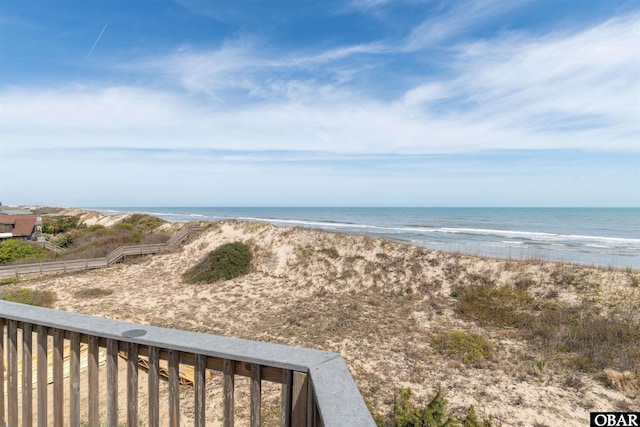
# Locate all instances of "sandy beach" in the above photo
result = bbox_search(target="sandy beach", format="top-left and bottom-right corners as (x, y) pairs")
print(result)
(8, 211), (640, 426)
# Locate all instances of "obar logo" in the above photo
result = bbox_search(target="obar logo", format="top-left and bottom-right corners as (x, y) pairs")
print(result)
(591, 413), (640, 427)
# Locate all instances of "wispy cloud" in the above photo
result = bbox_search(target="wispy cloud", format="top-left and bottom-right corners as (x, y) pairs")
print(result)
(444, 14), (639, 145)
(71, 12), (636, 153)
(126, 35), (388, 103)
(404, 0), (527, 50)
(1, 8), (638, 193)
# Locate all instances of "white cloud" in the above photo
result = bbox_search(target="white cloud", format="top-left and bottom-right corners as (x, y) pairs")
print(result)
(1, 12), (638, 161)
(400, 83), (449, 106)
(446, 14), (640, 145)
(127, 36), (387, 102)
(404, 0), (527, 50)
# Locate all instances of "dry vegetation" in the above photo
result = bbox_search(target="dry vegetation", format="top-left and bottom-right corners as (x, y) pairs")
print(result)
(35, 210), (174, 261)
(6, 217), (640, 426)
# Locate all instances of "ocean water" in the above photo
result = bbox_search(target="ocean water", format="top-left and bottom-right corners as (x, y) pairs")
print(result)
(95, 207), (640, 269)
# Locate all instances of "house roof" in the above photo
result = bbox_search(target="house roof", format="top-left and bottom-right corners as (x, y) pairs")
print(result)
(0, 214), (37, 237)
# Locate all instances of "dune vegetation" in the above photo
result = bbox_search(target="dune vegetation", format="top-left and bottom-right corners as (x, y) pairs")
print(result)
(3, 213), (638, 425)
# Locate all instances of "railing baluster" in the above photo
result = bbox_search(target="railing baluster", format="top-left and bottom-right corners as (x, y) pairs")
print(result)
(281, 369), (293, 427)
(88, 335), (99, 427)
(53, 328), (63, 427)
(306, 378), (314, 427)
(194, 354), (206, 427)
(69, 332), (81, 426)
(106, 339), (118, 427)
(168, 350), (180, 427)
(0, 300), (375, 427)
(127, 342), (139, 427)
(37, 325), (47, 427)
(148, 346), (160, 427)
(7, 320), (18, 427)
(250, 364), (261, 427)
(22, 322), (33, 427)
(0, 318), (4, 427)
(223, 358), (235, 427)
(292, 372), (308, 426)
(314, 403), (322, 427)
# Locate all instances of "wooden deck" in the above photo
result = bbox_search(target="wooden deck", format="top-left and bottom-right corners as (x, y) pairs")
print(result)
(0, 301), (374, 426)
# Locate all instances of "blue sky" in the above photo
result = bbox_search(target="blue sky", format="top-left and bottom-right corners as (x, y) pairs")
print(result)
(0, 0), (638, 207)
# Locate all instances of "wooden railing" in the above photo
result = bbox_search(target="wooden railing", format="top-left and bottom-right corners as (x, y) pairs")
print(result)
(105, 243), (167, 265)
(165, 225), (200, 248)
(0, 301), (374, 426)
(42, 241), (66, 254)
(0, 226), (204, 278)
(104, 225), (203, 265)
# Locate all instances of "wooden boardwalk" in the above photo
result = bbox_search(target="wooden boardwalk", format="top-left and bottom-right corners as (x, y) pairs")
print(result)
(0, 226), (204, 279)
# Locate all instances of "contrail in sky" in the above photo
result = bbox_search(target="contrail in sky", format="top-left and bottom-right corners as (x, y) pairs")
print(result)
(87, 24), (108, 58)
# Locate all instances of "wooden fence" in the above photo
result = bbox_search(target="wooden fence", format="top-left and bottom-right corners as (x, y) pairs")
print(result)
(0, 226), (204, 279)
(0, 301), (374, 426)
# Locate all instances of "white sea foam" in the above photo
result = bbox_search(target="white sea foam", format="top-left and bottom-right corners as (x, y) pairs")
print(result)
(233, 218), (640, 248)
(436, 227), (636, 242)
(92, 207), (640, 268)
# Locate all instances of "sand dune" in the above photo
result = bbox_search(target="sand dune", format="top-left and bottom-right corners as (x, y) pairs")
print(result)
(12, 217), (640, 426)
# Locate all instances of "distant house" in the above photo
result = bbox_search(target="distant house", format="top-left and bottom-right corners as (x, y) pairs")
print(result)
(0, 214), (39, 241)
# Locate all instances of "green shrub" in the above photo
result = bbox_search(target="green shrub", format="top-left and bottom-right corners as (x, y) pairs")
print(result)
(54, 234), (73, 248)
(528, 305), (640, 373)
(431, 331), (492, 364)
(42, 216), (80, 234)
(456, 284), (640, 373)
(182, 242), (252, 284)
(60, 226), (140, 257)
(74, 288), (113, 299)
(1, 289), (56, 307)
(238, 221), (269, 234)
(0, 240), (46, 265)
(462, 406), (494, 427)
(456, 285), (532, 327)
(387, 388), (453, 427)
(0, 277), (17, 286)
(374, 388), (495, 427)
(121, 214), (165, 231)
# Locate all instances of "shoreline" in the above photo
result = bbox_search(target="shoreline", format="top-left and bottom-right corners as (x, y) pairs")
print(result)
(82, 207), (640, 270)
(2, 205), (636, 271)
(6, 214), (639, 425)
